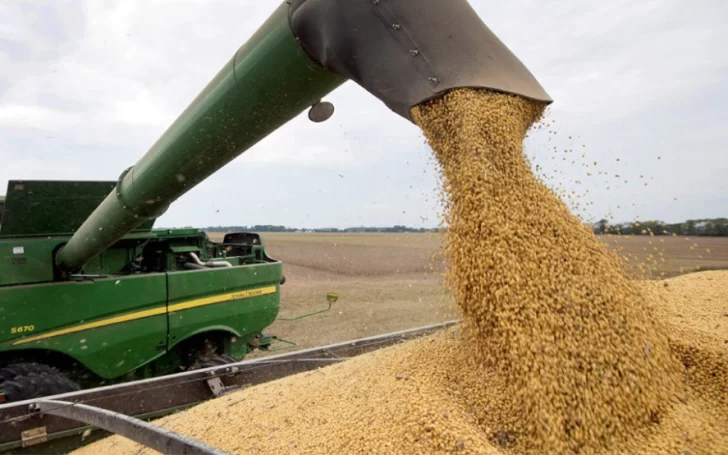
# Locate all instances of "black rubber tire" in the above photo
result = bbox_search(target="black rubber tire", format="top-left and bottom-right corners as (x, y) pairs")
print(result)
(190, 354), (239, 370)
(0, 363), (80, 402)
(0, 362), (59, 382)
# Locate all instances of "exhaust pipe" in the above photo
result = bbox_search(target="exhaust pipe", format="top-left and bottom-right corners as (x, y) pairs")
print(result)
(188, 253), (232, 269)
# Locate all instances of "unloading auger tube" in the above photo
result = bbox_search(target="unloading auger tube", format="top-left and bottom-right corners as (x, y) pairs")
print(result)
(55, 0), (552, 273)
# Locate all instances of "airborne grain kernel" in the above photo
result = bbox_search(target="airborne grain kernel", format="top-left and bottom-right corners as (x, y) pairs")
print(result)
(411, 89), (683, 453)
(74, 90), (727, 455)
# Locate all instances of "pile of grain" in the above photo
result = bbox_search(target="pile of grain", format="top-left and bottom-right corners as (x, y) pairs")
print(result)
(74, 272), (727, 455)
(643, 273), (728, 414)
(76, 90), (727, 454)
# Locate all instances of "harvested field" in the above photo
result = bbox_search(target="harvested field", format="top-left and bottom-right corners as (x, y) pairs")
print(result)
(208, 232), (452, 352)
(259, 232), (445, 277)
(74, 270), (728, 455)
(600, 234), (728, 278)
(206, 232), (728, 351)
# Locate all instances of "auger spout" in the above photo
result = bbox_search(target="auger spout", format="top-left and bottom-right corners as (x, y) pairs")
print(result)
(56, 0), (550, 273)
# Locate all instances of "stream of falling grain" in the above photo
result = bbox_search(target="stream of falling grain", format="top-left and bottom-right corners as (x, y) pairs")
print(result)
(75, 89), (727, 455)
(411, 89), (683, 453)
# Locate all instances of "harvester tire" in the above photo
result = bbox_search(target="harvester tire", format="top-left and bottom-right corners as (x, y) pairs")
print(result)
(190, 354), (239, 370)
(0, 363), (80, 402)
(0, 362), (59, 382)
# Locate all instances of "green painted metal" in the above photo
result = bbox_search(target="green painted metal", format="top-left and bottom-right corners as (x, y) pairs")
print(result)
(0, 237), (58, 286)
(0, 230), (282, 380)
(0, 180), (154, 238)
(56, 3), (346, 273)
(0, 273), (169, 379)
(0, 232), (151, 287)
(166, 264), (282, 351)
(0, 2), (348, 395)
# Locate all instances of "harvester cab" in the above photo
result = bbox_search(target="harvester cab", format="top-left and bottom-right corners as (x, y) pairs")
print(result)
(0, 0), (549, 405)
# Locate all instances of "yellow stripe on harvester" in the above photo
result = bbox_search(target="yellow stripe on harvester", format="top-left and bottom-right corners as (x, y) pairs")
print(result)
(12, 286), (277, 346)
(167, 286), (276, 313)
(11, 307), (167, 345)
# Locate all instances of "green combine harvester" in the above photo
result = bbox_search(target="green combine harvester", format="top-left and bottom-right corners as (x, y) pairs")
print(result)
(0, 179), (291, 399)
(0, 0), (550, 410)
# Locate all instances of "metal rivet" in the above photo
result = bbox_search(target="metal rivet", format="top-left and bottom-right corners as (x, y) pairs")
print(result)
(372, 0), (380, 4)
(410, 50), (419, 57)
(392, 24), (401, 30)
(428, 77), (439, 86)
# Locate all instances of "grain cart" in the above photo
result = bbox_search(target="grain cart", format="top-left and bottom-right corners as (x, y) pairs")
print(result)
(0, 0), (550, 405)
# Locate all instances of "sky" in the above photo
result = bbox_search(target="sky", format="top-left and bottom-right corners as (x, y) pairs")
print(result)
(1, 0), (726, 229)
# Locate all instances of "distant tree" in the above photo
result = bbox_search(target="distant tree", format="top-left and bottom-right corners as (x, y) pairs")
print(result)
(596, 219), (609, 234)
(199, 219), (725, 236)
(715, 219), (728, 236)
(685, 220), (696, 235)
(637, 220), (667, 235)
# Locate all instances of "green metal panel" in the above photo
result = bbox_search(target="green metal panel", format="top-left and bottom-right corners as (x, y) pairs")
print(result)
(56, 3), (346, 272)
(0, 181), (155, 238)
(0, 274), (168, 379)
(0, 237), (59, 286)
(168, 245), (201, 254)
(167, 263), (282, 350)
(0, 235), (149, 286)
(81, 235), (148, 276)
(95, 247), (134, 275)
(78, 242), (142, 276)
(158, 229), (203, 237)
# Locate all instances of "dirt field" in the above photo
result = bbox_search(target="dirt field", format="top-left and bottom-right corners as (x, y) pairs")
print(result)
(601, 234), (728, 278)
(207, 232), (728, 353)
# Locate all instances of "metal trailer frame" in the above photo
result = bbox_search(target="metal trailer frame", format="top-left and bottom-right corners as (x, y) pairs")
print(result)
(31, 400), (227, 455)
(0, 321), (457, 453)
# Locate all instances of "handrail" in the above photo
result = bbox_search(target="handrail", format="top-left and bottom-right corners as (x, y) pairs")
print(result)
(32, 400), (227, 455)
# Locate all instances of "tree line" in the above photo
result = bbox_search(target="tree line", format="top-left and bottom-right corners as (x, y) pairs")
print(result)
(593, 218), (728, 236)
(198, 219), (728, 236)
(202, 225), (441, 233)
